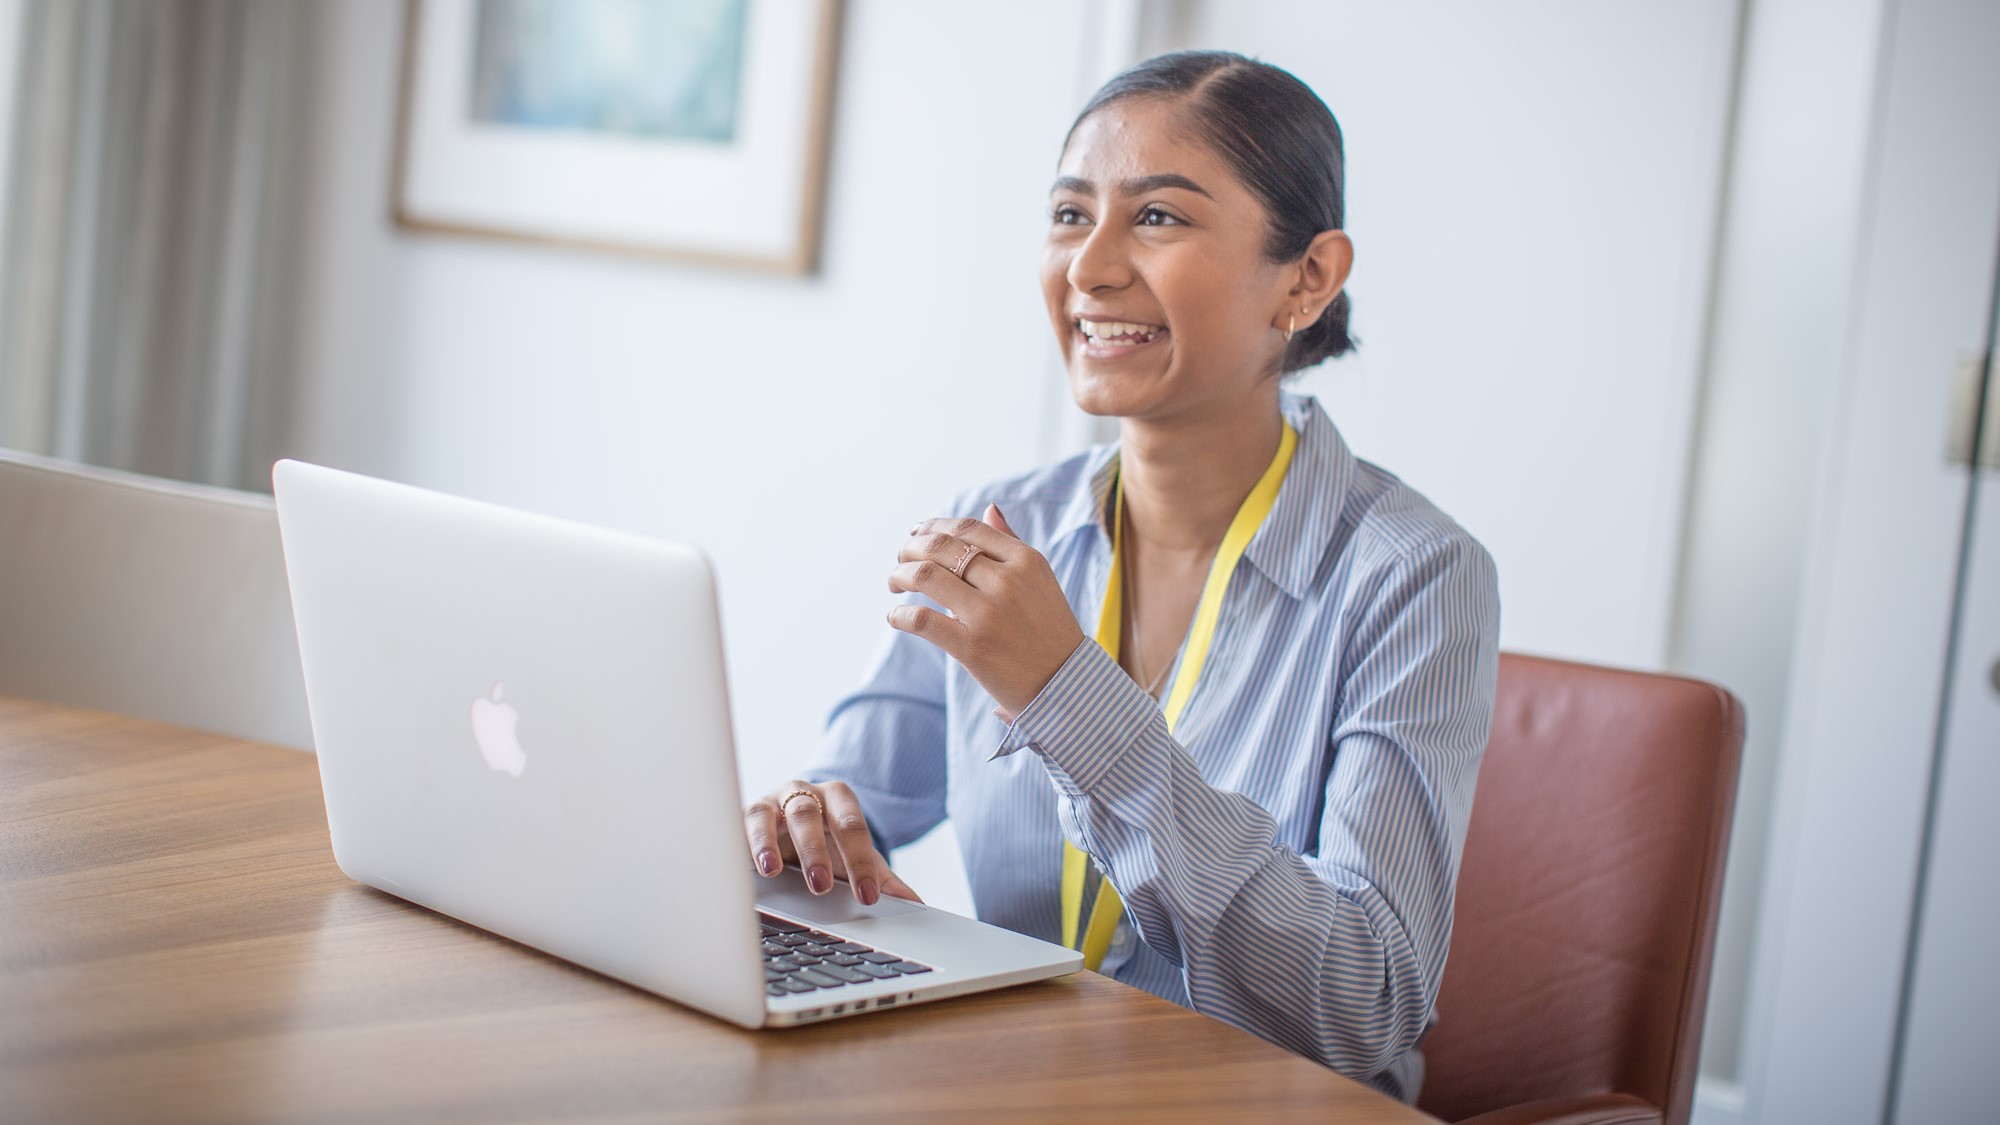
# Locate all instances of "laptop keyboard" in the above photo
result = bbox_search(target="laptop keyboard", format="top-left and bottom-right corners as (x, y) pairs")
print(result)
(759, 911), (933, 997)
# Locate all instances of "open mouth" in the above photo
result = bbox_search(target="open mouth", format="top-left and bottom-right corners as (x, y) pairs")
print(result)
(1075, 317), (1168, 351)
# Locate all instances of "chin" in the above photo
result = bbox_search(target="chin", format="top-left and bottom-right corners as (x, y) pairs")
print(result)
(1065, 362), (1169, 420)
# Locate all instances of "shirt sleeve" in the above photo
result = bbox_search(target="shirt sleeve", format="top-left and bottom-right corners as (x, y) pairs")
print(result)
(993, 534), (1500, 1080)
(801, 596), (953, 854)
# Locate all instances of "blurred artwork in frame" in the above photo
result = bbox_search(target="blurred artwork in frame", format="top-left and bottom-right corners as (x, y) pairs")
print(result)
(395, 0), (841, 273)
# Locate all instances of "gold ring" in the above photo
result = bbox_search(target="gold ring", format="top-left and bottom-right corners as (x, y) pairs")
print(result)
(780, 788), (821, 817)
(949, 543), (982, 579)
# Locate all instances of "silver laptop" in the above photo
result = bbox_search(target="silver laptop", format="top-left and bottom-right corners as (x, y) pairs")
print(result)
(272, 459), (1080, 1029)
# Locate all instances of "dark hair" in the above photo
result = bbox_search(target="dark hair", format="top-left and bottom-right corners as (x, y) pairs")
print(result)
(1065, 51), (1356, 373)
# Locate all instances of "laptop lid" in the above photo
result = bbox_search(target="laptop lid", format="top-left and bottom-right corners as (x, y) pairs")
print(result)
(272, 459), (767, 1029)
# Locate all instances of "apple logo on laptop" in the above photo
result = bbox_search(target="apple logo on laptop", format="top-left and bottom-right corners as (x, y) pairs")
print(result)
(470, 682), (527, 777)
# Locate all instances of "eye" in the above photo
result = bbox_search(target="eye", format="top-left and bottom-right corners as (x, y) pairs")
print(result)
(1051, 204), (1091, 226)
(1136, 205), (1183, 227)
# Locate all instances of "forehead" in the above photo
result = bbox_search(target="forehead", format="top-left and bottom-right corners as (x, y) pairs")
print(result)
(1055, 97), (1242, 196)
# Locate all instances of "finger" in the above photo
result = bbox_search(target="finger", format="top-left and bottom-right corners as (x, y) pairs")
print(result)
(983, 503), (1018, 538)
(887, 603), (966, 656)
(778, 783), (836, 895)
(910, 516), (1026, 561)
(816, 781), (889, 906)
(896, 531), (971, 566)
(899, 531), (999, 592)
(880, 869), (925, 903)
(888, 560), (978, 617)
(743, 796), (785, 878)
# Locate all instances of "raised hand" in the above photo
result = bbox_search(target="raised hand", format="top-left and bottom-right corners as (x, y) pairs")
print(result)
(889, 505), (1087, 716)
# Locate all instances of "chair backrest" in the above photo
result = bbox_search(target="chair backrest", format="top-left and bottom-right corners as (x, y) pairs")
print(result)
(0, 449), (311, 750)
(1418, 653), (1743, 1124)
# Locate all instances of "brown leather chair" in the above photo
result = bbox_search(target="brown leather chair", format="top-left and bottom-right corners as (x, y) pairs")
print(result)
(1417, 653), (1744, 1125)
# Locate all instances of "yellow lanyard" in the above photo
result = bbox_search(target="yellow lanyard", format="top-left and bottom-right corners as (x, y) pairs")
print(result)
(1061, 421), (1298, 971)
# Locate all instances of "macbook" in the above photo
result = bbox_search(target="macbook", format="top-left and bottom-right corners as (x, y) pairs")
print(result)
(272, 459), (1080, 1028)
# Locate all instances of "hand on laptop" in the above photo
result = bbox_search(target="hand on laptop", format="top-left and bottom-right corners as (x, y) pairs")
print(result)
(744, 779), (923, 907)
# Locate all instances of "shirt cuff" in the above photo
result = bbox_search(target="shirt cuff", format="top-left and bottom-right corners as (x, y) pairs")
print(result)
(987, 638), (1157, 794)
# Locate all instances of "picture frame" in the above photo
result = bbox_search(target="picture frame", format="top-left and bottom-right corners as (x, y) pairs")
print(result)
(393, 0), (842, 274)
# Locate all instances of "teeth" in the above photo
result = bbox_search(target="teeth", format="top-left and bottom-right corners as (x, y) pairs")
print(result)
(1078, 318), (1162, 344)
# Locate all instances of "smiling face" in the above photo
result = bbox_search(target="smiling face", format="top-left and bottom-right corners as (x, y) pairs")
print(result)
(1041, 96), (1296, 423)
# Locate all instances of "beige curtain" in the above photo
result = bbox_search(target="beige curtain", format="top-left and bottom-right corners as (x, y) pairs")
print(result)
(0, 0), (316, 490)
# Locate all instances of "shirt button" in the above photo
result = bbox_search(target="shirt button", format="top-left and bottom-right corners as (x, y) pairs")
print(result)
(1111, 929), (1132, 954)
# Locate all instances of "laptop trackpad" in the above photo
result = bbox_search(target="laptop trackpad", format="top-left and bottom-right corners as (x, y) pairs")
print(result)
(757, 870), (922, 926)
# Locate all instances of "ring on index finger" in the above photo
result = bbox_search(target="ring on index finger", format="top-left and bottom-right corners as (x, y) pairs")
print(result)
(780, 788), (822, 817)
(948, 542), (983, 580)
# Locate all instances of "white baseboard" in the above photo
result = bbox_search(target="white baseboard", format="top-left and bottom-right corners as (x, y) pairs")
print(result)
(1693, 1075), (1748, 1125)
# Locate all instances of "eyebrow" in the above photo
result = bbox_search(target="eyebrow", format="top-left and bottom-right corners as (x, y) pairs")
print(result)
(1051, 173), (1214, 199)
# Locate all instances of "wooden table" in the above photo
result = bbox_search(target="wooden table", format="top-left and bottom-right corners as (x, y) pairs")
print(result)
(0, 696), (1437, 1123)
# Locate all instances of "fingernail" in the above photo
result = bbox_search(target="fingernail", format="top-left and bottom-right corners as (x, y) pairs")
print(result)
(908, 522), (922, 535)
(756, 849), (778, 876)
(858, 877), (879, 906)
(807, 866), (831, 894)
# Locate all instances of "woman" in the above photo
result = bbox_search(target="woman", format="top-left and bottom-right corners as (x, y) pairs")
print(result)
(742, 51), (1499, 1102)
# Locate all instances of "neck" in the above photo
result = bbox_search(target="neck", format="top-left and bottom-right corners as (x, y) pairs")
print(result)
(1117, 388), (1285, 557)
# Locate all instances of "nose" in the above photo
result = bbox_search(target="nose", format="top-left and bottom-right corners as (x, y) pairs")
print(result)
(1066, 220), (1133, 294)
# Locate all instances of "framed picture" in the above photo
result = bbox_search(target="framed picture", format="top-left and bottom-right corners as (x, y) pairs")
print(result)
(394, 0), (841, 274)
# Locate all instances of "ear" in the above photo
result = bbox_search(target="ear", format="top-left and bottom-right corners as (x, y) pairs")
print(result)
(1277, 230), (1354, 331)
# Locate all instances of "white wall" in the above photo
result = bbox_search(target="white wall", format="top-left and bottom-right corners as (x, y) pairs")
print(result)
(0, 0), (24, 381)
(0, 0), (20, 238)
(1172, 0), (1741, 672)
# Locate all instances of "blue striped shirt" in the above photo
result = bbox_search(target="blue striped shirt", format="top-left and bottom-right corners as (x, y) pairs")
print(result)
(805, 392), (1500, 1100)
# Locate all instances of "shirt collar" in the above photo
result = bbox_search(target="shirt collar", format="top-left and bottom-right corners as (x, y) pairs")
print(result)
(1046, 442), (1121, 553)
(1044, 392), (1352, 600)
(1248, 392), (1354, 599)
